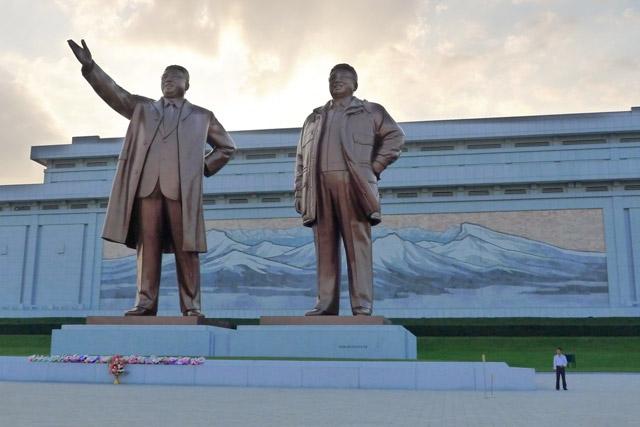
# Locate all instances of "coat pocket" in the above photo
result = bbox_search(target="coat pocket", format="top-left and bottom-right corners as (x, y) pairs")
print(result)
(352, 132), (375, 163)
(353, 132), (374, 145)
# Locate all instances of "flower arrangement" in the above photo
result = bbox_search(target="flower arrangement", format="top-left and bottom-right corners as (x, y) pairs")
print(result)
(28, 354), (206, 385)
(28, 354), (206, 365)
(109, 355), (127, 384)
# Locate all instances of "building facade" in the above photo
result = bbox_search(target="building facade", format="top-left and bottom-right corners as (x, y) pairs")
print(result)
(2, 107), (640, 318)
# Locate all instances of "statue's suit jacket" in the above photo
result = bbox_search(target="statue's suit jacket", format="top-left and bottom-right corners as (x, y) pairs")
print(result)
(294, 97), (405, 226)
(83, 62), (236, 253)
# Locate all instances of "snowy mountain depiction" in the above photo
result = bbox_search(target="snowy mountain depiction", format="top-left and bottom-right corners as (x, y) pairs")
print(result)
(246, 241), (295, 258)
(101, 222), (608, 305)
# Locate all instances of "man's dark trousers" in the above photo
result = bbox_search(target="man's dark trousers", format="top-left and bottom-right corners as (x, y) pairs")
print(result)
(555, 367), (567, 390)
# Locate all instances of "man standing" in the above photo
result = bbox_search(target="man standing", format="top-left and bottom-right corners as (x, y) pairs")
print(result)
(553, 347), (569, 390)
(68, 39), (236, 317)
(294, 64), (404, 316)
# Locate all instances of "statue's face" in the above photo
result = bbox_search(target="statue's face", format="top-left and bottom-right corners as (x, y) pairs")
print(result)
(161, 69), (188, 98)
(329, 69), (356, 99)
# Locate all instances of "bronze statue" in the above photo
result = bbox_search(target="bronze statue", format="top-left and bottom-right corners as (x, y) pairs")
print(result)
(294, 64), (405, 316)
(68, 39), (236, 317)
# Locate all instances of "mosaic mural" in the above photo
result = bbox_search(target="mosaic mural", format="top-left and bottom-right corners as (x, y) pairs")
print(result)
(100, 209), (609, 312)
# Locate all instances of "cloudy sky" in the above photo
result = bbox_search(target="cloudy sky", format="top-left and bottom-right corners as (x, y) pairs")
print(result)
(1, 0), (639, 184)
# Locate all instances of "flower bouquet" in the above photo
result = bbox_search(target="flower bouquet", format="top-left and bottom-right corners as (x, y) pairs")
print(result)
(108, 355), (127, 384)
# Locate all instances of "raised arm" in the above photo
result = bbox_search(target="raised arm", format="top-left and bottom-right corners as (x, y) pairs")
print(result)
(204, 112), (236, 177)
(68, 39), (149, 120)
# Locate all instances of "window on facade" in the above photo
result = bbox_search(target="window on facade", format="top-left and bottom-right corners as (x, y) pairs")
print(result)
(504, 188), (527, 194)
(397, 192), (419, 198)
(541, 187), (564, 193)
(467, 143), (501, 150)
(562, 139), (606, 145)
(620, 137), (640, 143)
(246, 153), (277, 160)
(261, 197), (281, 203)
(14, 205), (31, 211)
(421, 145), (455, 151)
(54, 162), (76, 168)
(468, 189), (490, 196)
(515, 141), (549, 148)
(585, 186), (608, 192)
(41, 204), (59, 210)
(87, 160), (108, 167)
(70, 203), (88, 209)
(229, 198), (249, 204)
(432, 191), (454, 197)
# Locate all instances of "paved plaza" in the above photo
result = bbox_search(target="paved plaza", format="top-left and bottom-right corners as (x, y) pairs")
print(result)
(1, 373), (638, 426)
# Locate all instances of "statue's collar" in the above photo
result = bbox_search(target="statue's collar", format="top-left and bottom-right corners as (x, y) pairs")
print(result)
(153, 98), (194, 121)
(313, 96), (367, 116)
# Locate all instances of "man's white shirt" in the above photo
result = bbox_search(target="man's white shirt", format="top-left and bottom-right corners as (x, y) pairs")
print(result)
(553, 354), (568, 369)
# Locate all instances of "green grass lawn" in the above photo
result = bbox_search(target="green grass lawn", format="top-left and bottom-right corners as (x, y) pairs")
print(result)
(2, 335), (640, 372)
(0, 335), (50, 356)
(418, 337), (640, 372)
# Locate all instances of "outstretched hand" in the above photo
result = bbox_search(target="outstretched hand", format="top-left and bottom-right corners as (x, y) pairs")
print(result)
(67, 39), (92, 66)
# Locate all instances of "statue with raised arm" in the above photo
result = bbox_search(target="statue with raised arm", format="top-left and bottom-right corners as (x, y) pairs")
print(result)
(68, 39), (236, 317)
(294, 63), (405, 316)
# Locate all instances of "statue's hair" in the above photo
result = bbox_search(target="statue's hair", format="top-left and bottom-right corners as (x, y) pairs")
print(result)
(164, 65), (190, 85)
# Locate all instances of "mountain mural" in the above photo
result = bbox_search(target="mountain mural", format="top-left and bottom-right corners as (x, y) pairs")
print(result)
(101, 221), (608, 308)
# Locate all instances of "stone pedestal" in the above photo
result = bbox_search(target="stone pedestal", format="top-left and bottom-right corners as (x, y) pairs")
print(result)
(0, 357), (536, 390)
(50, 317), (416, 359)
(51, 325), (234, 357)
(230, 325), (416, 359)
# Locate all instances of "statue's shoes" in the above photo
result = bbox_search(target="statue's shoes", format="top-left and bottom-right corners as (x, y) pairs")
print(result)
(304, 308), (338, 316)
(183, 309), (205, 318)
(352, 307), (372, 316)
(124, 306), (156, 316)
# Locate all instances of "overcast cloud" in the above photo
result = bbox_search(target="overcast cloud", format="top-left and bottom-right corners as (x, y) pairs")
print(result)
(0, 0), (639, 184)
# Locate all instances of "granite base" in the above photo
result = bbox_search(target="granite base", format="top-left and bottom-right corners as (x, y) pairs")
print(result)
(50, 323), (416, 359)
(0, 357), (536, 391)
